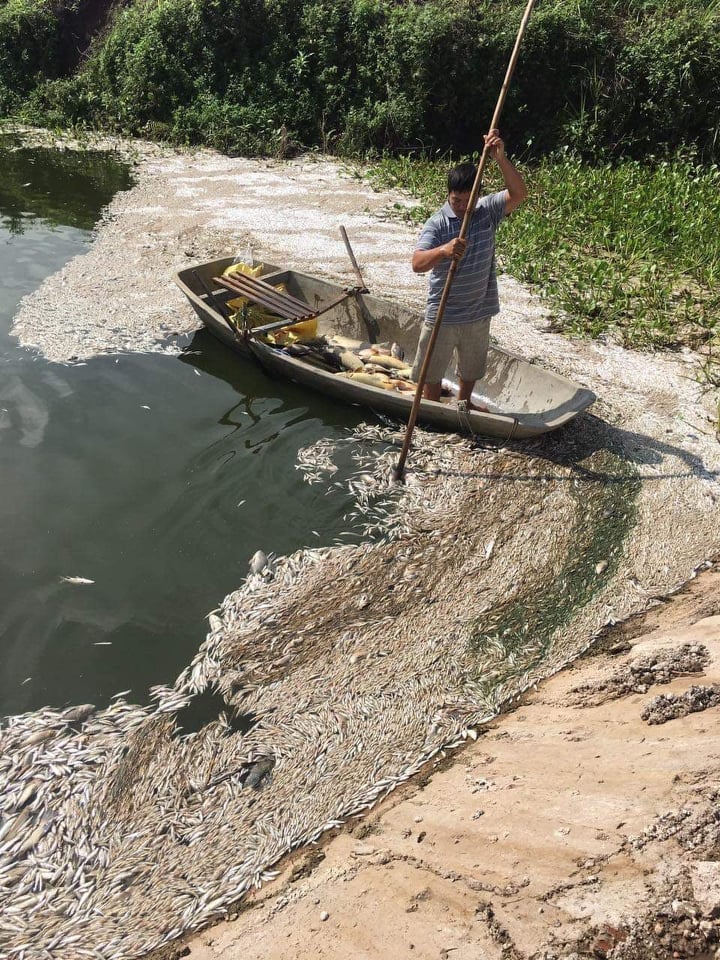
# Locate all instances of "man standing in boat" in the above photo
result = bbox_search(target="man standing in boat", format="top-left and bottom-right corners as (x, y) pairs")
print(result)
(411, 129), (527, 409)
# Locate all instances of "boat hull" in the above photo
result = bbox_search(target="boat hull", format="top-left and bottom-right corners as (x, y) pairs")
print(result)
(174, 258), (596, 439)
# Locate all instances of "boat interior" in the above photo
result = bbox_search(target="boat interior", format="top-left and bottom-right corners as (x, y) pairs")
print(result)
(176, 258), (596, 431)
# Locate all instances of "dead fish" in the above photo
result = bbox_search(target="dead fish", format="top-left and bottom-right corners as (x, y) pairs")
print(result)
(346, 372), (392, 389)
(0, 808), (33, 846)
(339, 351), (364, 371)
(24, 728), (56, 747)
(60, 576), (95, 585)
(387, 379), (415, 392)
(249, 550), (268, 575)
(245, 756), (275, 790)
(330, 335), (367, 351)
(62, 703), (96, 724)
(13, 816), (53, 860)
(365, 353), (409, 371)
(13, 781), (39, 811)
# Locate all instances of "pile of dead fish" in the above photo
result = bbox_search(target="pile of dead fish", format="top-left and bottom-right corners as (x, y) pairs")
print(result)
(279, 335), (416, 393)
(1, 414), (716, 960)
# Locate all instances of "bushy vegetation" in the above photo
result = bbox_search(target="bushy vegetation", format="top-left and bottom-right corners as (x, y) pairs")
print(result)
(366, 152), (720, 361)
(0, 0), (66, 101)
(1, 0), (718, 162)
(1, 0), (717, 382)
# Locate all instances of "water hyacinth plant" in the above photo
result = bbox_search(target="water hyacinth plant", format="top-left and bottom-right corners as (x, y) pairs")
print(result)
(366, 153), (720, 365)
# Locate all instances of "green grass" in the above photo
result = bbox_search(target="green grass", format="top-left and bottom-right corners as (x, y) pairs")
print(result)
(365, 154), (720, 369)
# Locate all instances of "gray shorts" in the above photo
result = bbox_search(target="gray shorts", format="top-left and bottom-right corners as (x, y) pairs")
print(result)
(411, 318), (491, 384)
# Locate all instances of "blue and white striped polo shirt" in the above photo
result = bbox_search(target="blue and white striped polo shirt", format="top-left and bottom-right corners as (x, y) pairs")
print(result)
(416, 190), (506, 325)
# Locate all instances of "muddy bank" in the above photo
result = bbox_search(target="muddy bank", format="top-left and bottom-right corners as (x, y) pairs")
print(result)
(175, 567), (720, 960)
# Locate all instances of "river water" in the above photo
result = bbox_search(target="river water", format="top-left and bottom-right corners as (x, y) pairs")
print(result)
(0, 143), (363, 718)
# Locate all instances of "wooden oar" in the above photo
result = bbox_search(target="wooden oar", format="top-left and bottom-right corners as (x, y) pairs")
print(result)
(394, 0), (538, 481)
(339, 225), (368, 292)
(339, 225), (380, 342)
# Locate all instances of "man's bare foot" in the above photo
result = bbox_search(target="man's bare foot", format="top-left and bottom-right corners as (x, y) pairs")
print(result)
(454, 398), (490, 413)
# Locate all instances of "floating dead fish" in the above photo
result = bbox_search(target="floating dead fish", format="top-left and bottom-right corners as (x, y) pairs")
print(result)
(13, 781), (39, 812)
(13, 816), (53, 860)
(24, 728), (57, 747)
(62, 703), (96, 724)
(0, 808), (33, 846)
(60, 576), (95, 585)
(245, 756), (275, 790)
(249, 550), (269, 575)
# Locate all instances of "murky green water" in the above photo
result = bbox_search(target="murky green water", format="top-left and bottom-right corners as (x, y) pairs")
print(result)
(0, 143), (364, 717)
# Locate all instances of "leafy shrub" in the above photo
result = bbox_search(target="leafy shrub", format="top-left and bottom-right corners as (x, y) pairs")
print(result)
(0, 0), (65, 111)
(2, 0), (719, 161)
(368, 151), (720, 352)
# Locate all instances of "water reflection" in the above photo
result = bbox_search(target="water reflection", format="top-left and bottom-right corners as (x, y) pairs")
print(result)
(0, 147), (364, 718)
(0, 142), (133, 234)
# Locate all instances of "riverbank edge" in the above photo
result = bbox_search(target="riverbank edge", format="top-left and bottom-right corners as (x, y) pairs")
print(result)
(144, 560), (720, 960)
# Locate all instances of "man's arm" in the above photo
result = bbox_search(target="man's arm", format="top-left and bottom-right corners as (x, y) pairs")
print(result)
(485, 129), (527, 215)
(412, 237), (466, 273)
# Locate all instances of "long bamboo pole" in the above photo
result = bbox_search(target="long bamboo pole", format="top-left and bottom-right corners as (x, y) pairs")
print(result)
(394, 0), (538, 481)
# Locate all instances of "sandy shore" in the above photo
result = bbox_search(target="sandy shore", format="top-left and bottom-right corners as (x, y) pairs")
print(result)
(169, 565), (720, 960)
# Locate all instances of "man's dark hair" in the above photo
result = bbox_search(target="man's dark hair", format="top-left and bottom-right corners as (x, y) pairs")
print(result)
(447, 163), (477, 194)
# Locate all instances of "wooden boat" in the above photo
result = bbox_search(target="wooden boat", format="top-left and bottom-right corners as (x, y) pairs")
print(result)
(174, 257), (596, 440)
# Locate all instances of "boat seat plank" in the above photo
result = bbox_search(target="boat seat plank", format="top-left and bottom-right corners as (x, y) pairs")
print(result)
(214, 273), (314, 320)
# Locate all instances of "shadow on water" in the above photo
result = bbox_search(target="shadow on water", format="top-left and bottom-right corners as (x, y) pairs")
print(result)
(178, 326), (375, 433)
